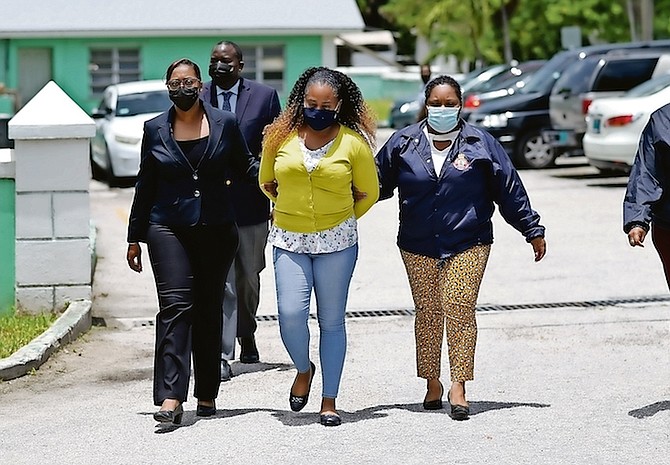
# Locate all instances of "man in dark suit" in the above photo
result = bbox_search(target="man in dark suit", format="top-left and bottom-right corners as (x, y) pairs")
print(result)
(201, 40), (281, 380)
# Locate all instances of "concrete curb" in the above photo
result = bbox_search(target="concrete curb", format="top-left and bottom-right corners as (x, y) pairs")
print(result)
(0, 299), (92, 381)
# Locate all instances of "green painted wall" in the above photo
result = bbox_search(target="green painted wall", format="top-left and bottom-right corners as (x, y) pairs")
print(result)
(0, 178), (14, 316)
(3, 35), (323, 114)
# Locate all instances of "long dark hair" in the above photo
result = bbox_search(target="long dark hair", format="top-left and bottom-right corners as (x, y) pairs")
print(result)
(263, 67), (377, 154)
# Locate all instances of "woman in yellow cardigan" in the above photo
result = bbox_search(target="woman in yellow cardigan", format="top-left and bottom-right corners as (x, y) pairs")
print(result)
(260, 67), (379, 426)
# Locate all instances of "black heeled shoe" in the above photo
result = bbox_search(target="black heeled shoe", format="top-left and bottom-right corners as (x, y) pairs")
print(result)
(153, 403), (183, 424)
(320, 411), (342, 427)
(423, 380), (444, 410)
(196, 401), (216, 417)
(447, 390), (470, 420)
(289, 361), (316, 412)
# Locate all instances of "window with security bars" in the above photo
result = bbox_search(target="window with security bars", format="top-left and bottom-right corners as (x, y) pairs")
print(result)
(89, 48), (141, 97)
(239, 45), (285, 94)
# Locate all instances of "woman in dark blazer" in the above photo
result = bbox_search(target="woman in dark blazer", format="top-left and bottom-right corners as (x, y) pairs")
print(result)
(126, 58), (257, 424)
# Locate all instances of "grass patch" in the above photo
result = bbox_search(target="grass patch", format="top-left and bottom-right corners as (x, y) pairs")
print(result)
(0, 310), (58, 358)
(366, 98), (393, 125)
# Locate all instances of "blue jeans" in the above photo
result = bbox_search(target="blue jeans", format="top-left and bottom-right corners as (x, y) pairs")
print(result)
(273, 244), (358, 399)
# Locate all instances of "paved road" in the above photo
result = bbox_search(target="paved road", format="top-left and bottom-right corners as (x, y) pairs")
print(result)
(0, 131), (668, 464)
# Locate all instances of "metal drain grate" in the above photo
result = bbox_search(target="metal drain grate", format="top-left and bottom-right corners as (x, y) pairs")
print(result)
(256, 295), (670, 321)
(102, 295), (670, 327)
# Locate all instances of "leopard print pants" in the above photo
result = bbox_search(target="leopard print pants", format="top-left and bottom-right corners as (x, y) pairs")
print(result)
(400, 244), (491, 381)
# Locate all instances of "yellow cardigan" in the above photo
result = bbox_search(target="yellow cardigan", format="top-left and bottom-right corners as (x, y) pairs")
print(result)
(259, 125), (380, 233)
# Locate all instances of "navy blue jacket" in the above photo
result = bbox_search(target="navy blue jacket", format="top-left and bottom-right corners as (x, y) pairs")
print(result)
(127, 102), (257, 243)
(201, 78), (281, 226)
(376, 120), (545, 259)
(624, 103), (670, 232)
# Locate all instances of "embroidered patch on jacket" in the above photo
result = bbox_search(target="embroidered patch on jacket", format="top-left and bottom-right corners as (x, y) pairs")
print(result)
(452, 153), (471, 171)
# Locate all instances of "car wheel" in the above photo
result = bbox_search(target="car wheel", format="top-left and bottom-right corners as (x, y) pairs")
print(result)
(88, 143), (107, 181)
(104, 146), (123, 187)
(514, 130), (557, 169)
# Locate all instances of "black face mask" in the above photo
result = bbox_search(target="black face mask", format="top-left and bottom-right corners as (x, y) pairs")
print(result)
(168, 87), (199, 111)
(209, 62), (234, 87)
(303, 107), (338, 131)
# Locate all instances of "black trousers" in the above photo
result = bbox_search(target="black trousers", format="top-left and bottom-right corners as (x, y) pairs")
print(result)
(147, 223), (238, 406)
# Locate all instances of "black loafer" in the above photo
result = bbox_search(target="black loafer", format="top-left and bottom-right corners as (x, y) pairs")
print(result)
(320, 412), (341, 427)
(447, 391), (469, 421)
(289, 362), (315, 412)
(239, 336), (260, 364)
(153, 403), (183, 424)
(423, 380), (444, 410)
(196, 401), (216, 417)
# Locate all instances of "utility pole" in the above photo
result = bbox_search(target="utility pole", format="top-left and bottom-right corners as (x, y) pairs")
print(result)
(640, 0), (654, 41)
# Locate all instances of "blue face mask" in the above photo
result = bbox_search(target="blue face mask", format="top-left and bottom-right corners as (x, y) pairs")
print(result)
(427, 106), (460, 133)
(303, 107), (338, 131)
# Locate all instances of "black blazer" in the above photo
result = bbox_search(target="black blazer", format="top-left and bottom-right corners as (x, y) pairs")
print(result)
(201, 78), (281, 226)
(127, 102), (257, 243)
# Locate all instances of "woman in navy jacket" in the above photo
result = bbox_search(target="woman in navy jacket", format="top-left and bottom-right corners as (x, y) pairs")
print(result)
(126, 58), (257, 424)
(376, 75), (546, 420)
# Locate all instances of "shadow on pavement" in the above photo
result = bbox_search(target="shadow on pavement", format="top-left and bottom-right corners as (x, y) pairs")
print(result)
(231, 361), (294, 377)
(628, 400), (670, 419)
(147, 399), (551, 432)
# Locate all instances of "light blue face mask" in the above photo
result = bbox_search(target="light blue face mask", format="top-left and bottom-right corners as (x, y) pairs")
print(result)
(427, 106), (460, 133)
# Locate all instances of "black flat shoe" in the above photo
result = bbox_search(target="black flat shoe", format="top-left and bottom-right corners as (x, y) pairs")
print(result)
(289, 361), (316, 412)
(423, 380), (444, 410)
(447, 391), (470, 421)
(320, 412), (341, 427)
(239, 336), (260, 364)
(196, 401), (216, 417)
(153, 403), (183, 424)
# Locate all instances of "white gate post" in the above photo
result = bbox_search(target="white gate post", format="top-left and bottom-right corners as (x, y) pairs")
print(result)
(8, 81), (95, 313)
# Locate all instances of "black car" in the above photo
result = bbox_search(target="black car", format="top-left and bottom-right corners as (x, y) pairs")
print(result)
(465, 40), (670, 168)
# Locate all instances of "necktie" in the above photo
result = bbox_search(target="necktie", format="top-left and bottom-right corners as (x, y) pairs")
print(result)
(221, 91), (232, 111)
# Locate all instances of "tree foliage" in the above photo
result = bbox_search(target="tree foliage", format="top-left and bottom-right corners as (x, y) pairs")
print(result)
(375, 0), (670, 67)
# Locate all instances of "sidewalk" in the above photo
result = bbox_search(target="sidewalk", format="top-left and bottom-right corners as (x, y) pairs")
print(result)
(0, 300), (667, 464)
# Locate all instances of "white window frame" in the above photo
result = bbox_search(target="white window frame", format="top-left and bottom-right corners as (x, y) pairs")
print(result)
(89, 48), (141, 97)
(240, 44), (285, 94)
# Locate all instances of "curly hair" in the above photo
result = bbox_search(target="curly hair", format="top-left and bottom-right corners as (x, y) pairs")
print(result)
(263, 67), (377, 156)
(416, 74), (462, 122)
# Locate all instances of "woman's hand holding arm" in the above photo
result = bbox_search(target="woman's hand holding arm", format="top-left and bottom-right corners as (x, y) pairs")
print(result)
(352, 185), (368, 202)
(259, 146), (278, 202)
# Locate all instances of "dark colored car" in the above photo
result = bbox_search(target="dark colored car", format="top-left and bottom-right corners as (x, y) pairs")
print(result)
(388, 64), (515, 129)
(545, 50), (670, 156)
(462, 60), (547, 111)
(466, 40), (670, 168)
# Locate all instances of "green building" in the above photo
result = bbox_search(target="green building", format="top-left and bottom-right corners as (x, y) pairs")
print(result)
(0, 0), (365, 114)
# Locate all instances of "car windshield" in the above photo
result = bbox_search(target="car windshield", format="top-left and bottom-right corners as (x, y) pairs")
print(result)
(551, 56), (601, 95)
(519, 51), (574, 94)
(116, 91), (171, 117)
(461, 64), (509, 93)
(625, 73), (670, 97)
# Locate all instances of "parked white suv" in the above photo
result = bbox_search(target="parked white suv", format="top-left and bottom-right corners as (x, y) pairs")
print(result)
(90, 80), (171, 186)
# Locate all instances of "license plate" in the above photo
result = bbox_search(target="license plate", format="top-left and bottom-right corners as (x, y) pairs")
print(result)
(558, 131), (569, 143)
(592, 119), (601, 134)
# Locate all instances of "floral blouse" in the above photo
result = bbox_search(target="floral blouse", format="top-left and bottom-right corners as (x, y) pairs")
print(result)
(268, 137), (358, 254)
